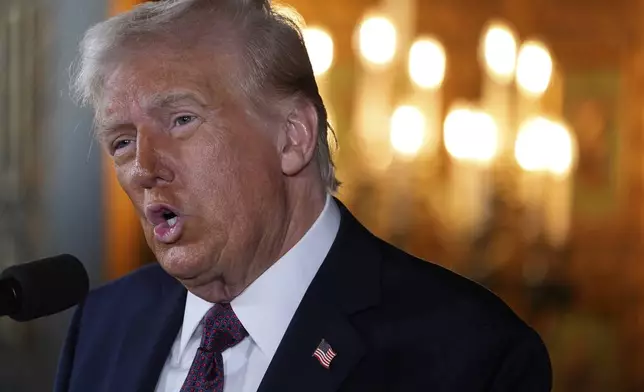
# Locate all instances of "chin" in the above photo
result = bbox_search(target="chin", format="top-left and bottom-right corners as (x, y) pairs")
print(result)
(155, 244), (212, 280)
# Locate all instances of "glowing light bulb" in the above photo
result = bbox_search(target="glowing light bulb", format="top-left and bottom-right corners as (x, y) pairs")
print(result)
(408, 37), (446, 90)
(357, 15), (397, 66)
(515, 116), (574, 175)
(390, 105), (426, 156)
(516, 40), (553, 97)
(481, 21), (518, 84)
(303, 27), (334, 76)
(443, 105), (499, 164)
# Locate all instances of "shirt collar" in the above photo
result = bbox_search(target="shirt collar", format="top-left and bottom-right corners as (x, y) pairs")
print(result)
(179, 194), (341, 360)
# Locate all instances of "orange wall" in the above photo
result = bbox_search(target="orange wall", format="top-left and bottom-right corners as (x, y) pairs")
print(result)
(110, 0), (142, 15)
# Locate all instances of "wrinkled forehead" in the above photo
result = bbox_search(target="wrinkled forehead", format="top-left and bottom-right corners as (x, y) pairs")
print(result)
(96, 43), (239, 123)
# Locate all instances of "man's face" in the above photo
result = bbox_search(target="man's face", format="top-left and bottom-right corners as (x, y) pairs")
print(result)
(97, 50), (288, 299)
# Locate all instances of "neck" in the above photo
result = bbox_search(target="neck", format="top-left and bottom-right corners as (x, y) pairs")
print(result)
(183, 181), (328, 304)
(276, 183), (327, 261)
(233, 179), (327, 299)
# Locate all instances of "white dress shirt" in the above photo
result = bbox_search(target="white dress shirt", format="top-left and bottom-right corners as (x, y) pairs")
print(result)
(155, 195), (341, 392)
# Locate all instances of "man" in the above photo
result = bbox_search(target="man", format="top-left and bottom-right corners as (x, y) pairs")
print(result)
(55, 0), (552, 391)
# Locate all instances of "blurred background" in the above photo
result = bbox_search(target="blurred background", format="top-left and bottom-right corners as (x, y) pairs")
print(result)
(0, 0), (642, 390)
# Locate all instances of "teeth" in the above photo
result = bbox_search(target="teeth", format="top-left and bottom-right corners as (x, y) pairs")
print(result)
(167, 217), (178, 227)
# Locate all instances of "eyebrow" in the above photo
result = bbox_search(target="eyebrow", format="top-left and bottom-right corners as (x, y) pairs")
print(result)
(95, 91), (207, 131)
(93, 121), (129, 143)
(146, 91), (207, 109)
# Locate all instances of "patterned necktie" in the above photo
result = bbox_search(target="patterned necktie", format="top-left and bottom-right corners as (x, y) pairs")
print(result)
(180, 303), (248, 392)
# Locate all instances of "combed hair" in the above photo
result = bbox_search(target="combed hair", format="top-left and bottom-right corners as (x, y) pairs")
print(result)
(73, 0), (339, 191)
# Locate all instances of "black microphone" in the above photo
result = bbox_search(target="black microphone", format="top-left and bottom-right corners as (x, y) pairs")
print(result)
(0, 254), (89, 321)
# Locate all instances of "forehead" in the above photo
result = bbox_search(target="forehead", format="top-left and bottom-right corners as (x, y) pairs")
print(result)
(98, 50), (230, 120)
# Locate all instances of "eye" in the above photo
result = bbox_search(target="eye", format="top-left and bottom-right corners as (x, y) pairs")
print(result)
(174, 115), (197, 127)
(111, 138), (133, 155)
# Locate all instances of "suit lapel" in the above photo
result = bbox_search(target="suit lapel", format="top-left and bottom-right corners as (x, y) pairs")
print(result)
(258, 200), (382, 392)
(258, 298), (364, 392)
(110, 269), (187, 392)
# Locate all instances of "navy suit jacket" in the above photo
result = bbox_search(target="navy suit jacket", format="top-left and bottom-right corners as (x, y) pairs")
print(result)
(55, 202), (552, 391)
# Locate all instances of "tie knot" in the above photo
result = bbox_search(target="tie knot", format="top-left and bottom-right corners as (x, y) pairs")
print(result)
(200, 303), (248, 353)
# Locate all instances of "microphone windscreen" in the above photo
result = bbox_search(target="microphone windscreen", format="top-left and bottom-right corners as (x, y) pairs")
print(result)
(0, 254), (89, 321)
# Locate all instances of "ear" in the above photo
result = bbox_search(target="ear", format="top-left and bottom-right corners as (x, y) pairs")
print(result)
(279, 101), (319, 176)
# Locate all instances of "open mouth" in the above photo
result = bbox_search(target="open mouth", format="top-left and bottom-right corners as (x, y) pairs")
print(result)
(145, 204), (184, 244)
(145, 204), (180, 226)
(161, 209), (178, 227)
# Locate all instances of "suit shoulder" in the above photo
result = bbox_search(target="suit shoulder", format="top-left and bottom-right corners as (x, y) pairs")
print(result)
(77, 263), (180, 328)
(377, 239), (527, 331)
(85, 263), (171, 305)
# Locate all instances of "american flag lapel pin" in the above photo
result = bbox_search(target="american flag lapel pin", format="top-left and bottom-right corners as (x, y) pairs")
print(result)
(313, 339), (337, 369)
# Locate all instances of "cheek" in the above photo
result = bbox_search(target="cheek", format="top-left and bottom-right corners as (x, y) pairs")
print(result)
(181, 132), (280, 211)
(114, 166), (144, 205)
(177, 139), (239, 215)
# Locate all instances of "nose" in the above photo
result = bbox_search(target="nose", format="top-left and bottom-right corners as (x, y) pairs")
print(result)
(131, 131), (174, 189)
